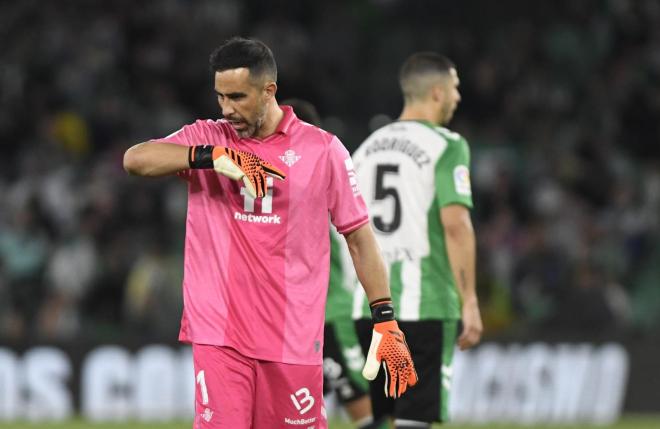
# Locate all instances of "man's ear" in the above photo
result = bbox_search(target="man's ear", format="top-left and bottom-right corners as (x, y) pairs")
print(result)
(430, 83), (445, 103)
(264, 81), (277, 100)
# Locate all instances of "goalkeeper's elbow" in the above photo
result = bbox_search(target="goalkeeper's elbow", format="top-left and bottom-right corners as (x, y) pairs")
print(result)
(123, 144), (168, 177)
(123, 145), (151, 176)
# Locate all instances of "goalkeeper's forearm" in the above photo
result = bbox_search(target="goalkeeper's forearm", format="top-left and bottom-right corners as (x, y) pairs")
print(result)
(123, 141), (190, 177)
(344, 224), (391, 302)
(123, 142), (245, 178)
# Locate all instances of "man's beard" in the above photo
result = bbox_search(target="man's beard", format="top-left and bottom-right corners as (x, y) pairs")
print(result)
(238, 107), (267, 138)
(237, 124), (256, 138)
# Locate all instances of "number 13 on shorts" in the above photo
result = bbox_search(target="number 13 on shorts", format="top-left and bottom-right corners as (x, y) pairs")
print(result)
(290, 387), (315, 415)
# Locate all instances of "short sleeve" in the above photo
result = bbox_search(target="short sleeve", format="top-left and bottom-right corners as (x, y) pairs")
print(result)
(151, 120), (219, 181)
(326, 137), (370, 234)
(152, 122), (206, 147)
(435, 137), (474, 209)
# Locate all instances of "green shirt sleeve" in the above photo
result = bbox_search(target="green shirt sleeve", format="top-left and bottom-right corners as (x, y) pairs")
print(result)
(326, 229), (353, 321)
(434, 136), (474, 209)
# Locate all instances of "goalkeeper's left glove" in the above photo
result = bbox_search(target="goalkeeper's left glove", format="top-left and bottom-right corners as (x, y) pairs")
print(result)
(362, 298), (418, 398)
(188, 145), (285, 198)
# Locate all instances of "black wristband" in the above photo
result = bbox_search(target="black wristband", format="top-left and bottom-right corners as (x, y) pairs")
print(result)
(370, 298), (395, 323)
(188, 145), (215, 169)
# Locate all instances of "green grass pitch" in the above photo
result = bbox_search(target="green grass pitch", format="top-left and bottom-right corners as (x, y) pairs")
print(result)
(1, 415), (660, 429)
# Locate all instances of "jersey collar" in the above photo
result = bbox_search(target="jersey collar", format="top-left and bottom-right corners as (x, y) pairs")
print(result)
(275, 105), (296, 135)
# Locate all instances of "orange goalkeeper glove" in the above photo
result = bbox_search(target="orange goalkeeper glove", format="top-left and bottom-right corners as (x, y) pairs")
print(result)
(188, 145), (285, 198)
(362, 298), (418, 398)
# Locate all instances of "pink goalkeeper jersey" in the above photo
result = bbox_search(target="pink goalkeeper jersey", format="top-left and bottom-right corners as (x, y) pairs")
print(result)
(153, 106), (368, 365)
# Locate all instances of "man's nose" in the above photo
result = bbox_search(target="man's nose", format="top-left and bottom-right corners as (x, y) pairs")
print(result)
(221, 101), (235, 117)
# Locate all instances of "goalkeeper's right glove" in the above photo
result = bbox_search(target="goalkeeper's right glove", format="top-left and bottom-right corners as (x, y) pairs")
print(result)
(188, 145), (285, 198)
(362, 298), (418, 398)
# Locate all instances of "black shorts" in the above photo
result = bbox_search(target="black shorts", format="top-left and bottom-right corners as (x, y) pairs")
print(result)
(355, 319), (459, 423)
(323, 320), (369, 404)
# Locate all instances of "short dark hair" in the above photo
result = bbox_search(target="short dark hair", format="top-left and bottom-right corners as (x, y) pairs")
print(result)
(282, 98), (321, 126)
(399, 52), (455, 102)
(209, 37), (277, 83)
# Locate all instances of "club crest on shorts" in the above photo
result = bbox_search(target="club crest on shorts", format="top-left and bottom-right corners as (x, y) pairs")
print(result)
(279, 149), (301, 167)
(201, 407), (213, 422)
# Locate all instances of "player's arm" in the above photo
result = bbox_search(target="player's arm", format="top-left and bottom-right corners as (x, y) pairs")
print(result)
(440, 204), (482, 350)
(123, 141), (189, 177)
(343, 223), (389, 302)
(345, 223), (418, 398)
(123, 141), (285, 198)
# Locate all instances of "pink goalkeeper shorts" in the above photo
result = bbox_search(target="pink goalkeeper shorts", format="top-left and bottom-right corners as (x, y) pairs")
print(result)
(192, 343), (328, 429)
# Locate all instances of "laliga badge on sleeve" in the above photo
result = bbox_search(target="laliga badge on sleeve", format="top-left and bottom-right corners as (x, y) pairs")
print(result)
(453, 165), (472, 196)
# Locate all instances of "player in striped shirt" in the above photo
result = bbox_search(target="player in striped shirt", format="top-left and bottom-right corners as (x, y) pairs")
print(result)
(352, 52), (483, 428)
(123, 37), (416, 429)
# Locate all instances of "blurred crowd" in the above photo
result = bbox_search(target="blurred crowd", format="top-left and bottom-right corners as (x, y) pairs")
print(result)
(1, 0), (659, 342)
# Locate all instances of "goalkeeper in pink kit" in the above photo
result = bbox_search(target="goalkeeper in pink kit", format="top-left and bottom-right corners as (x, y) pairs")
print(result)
(123, 37), (416, 429)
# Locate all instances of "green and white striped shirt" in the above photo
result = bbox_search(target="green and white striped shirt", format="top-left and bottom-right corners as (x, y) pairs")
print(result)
(352, 120), (473, 321)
